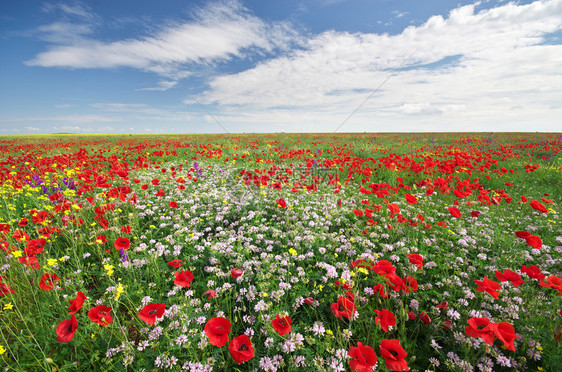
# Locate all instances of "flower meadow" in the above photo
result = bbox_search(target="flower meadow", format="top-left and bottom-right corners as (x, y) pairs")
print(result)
(0, 132), (561, 372)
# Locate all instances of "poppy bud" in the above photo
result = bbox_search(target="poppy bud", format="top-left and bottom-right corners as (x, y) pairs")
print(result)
(231, 269), (243, 278)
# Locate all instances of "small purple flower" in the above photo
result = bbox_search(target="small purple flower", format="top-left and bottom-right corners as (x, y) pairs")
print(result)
(118, 248), (128, 262)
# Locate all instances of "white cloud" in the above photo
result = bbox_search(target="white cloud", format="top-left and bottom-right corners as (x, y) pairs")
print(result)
(136, 80), (177, 91)
(201, 0), (562, 131)
(26, 0), (298, 74)
(392, 10), (409, 18)
(52, 125), (81, 132)
(41, 2), (95, 20)
(37, 22), (94, 44)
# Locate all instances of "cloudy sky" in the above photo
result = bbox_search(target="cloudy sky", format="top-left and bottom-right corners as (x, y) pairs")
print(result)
(1, 0), (561, 134)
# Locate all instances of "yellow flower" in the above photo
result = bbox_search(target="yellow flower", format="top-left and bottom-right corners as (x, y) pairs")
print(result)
(115, 282), (124, 300)
(3, 303), (14, 310)
(357, 268), (369, 275)
(289, 248), (297, 256)
(326, 329), (333, 336)
(47, 258), (58, 266)
(11, 250), (23, 258)
(104, 264), (114, 276)
(0, 345), (6, 355)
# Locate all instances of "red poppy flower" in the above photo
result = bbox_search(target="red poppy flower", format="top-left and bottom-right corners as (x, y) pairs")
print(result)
(495, 269), (524, 287)
(407, 254), (423, 269)
(168, 259), (182, 268)
(353, 209), (364, 217)
(151, 179), (160, 186)
(540, 275), (562, 295)
(407, 312), (417, 320)
(388, 203), (400, 217)
(68, 292), (86, 314)
(348, 342), (377, 372)
(515, 230), (531, 239)
(56, 314), (78, 343)
(448, 207), (461, 218)
(96, 235), (108, 244)
(331, 278), (349, 289)
(465, 317), (495, 345)
(138, 303), (166, 325)
(203, 289), (216, 300)
(174, 270), (194, 288)
(205, 317), (231, 347)
(419, 311), (431, 325)
(404, 194), (418, 205)
(0, 282), (15, 297)
(18, 256), (40, 269)
(350, 260), (369, 269)
(521, 265), (545, 281)
(521, 195), (528, 203)
(331, 292), (357, 320)
(471, 211), (481, 218)
(379, 339), (409, 371)
(371, 260), (397, 276)
(436, 301), (448, 309)
(384, 273), (405, 292)
(88, 305), (113, 326)
(303, 297), (314, 305)
(374, 309), (396, 332)
(530, 200), (548, 213)
(490, 322), (518, 351)
(39, 272), (60, 291)
(24, 238), (46, 256)
(231, 268), (244, 278)
(402, 275), (418, 293)
(525, 235), (542, 249)
(271, 314), (292, 336)
(19, 218), (28, 227)
(114, 237), (130, 250)
(474, 276), (501, 299)
(228, 334), (254, 364)
(120, 225), (132, 234)
(12, 230), (29, 241)
(372, 284), (388, 298)
(277, 198), (287, 209)
(169, 201), (178, 209)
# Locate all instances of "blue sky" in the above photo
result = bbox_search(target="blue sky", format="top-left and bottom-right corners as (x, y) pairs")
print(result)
(1, 0), (561, 134)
